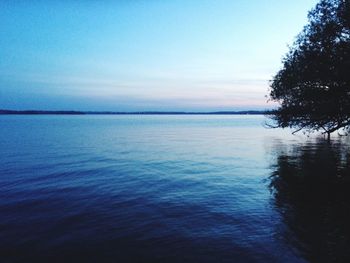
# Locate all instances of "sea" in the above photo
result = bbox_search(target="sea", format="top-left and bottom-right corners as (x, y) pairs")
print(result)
(1, 115), (350, 262)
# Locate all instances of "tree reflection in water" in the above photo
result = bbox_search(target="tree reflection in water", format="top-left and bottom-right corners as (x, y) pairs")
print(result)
(269, 137), (350, 262)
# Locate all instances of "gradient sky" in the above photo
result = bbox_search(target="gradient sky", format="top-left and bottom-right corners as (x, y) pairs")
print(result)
(0, 0), (318, 111)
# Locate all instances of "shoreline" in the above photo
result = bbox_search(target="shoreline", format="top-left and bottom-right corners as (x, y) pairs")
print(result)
(0, 109), (270, 115)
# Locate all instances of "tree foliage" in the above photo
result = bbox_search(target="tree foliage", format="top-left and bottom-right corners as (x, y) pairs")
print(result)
(269, 0), (350, 137)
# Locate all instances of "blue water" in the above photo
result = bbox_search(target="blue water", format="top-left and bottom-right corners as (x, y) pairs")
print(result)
(1, 115), (350, 262)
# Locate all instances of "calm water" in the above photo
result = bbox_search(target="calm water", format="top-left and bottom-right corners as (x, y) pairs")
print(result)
(1, 115), (350, 263)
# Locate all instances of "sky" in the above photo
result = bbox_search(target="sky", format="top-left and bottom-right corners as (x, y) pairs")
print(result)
(0, 0), (319, 111)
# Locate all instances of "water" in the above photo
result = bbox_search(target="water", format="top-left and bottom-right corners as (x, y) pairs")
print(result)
(1, 115), (350, 262)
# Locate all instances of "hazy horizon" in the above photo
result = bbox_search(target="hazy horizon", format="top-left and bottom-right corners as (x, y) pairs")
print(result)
(1, 0), (318, 111)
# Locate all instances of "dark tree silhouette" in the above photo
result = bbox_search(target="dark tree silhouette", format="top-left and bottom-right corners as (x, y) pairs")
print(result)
(269, 0), (350, 139)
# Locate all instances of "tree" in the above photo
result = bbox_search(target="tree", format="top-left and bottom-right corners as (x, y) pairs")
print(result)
(269, 0), (350, 139)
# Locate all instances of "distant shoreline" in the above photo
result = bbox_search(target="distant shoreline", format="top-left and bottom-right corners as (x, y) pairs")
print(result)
(0, 109), (269, 115)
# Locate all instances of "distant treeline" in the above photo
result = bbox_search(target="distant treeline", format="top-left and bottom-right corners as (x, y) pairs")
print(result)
(0, 109), (270, 115)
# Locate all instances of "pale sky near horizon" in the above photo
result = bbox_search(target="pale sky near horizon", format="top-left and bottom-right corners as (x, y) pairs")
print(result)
(0, 0), (319, 111)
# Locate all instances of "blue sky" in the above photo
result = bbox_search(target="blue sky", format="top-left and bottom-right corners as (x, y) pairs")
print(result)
(0, 0), (318, 111)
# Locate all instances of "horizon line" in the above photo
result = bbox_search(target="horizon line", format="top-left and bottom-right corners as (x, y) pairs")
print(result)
(0, 109), (271, 115)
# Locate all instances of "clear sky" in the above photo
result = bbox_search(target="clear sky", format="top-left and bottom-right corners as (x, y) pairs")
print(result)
(0, 0), (318, 111)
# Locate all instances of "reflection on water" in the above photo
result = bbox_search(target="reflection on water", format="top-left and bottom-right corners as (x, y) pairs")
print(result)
(1, 115), (350, 262)
(270, 137), (350, 262)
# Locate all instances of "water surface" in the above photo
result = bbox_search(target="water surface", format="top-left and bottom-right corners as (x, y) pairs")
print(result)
(1, 115), (350, 262)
